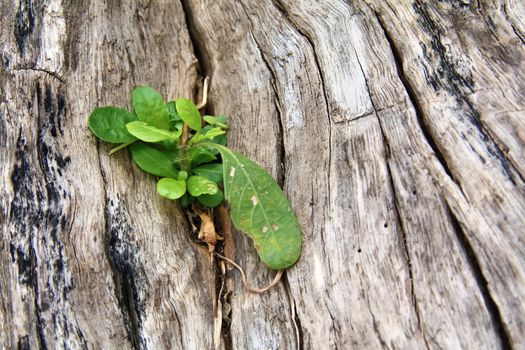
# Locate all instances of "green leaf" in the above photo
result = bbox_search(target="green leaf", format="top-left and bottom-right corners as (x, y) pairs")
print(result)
(88, 107), (138, 143)
(188, 145), (217, 167)
(167, 101), (184, 132)
(203, 115), (228, 129)
(189, 127), (226, 145)
(180, 193), (194, 208)
(176, 98), (202, 131)
(132, 86), (170, 130)
(129, 143), (178, 178)
(197, 190), (224, 208)
(160, 139), (180, 154)
(192, 163), (223, 183)
(126, 121), (182, 142)
(157, 178), (186, 200)
(187, 176), (218, 196)
(189, 126), (226, 155)
(167, 101), (181, 121)
(177, 170), (188, 181)
(208, 144), (302, 270)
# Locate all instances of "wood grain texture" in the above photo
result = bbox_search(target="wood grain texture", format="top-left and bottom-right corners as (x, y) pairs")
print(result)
(1, 0), (524, 349)
(1, 1), (213, 349)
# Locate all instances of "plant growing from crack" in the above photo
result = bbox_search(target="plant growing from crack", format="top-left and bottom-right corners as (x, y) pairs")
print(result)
(88, 82), (302, 290)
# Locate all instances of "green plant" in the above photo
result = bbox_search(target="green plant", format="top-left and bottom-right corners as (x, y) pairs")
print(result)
(88, 85), (302, 270)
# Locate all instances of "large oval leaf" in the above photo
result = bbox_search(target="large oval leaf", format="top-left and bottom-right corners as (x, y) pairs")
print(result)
(88, 107), (137, 143)
(129, 143), (178, 178)
(176, 98), (202, 131)
(126, 121), (182, 142)
(210, 144), (302, 270)
(132, 86), (170, 130)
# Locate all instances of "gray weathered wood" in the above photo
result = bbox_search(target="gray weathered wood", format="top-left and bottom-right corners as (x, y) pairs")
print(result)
(1, 0), (524, 349)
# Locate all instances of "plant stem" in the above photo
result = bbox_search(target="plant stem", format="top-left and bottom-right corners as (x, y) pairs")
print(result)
(196, 76), (209, 110)
(214, 252), (284, 294)
(182, 124), (189, 145)
(183, 76), (209, 146)
(108, 140), (136, 155)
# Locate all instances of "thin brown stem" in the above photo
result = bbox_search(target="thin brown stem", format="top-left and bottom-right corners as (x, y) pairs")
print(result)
(215, 252), (284, 294)
(181, 124), (189, 145)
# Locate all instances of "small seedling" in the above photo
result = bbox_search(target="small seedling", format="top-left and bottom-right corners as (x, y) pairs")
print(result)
(88, 85), (302, 273)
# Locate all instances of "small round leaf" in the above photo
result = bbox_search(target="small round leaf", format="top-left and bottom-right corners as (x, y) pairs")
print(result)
(187, 175), (218, 196)
(157, 178), (186, 200)
(197, 190), (224, 208)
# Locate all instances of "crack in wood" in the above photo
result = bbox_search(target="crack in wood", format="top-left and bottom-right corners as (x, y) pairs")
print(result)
(270, 0), (334, 224)
(235, 0), (287, 188)
(383, 156), (431, 350)
(283, 273), (303, 350)
(352, 40), (431, 349)
(371, 9), (462, 189)
(13, 65), (65, 84)
(501, 2), (525, 46)
(412, 1), (524, 185)
(365, 293), (390, 350)
(96, 146), (138, 350)
(445, 202), (512, 349)
(179, 2), (233, 349)
(180, 0), (210, 82)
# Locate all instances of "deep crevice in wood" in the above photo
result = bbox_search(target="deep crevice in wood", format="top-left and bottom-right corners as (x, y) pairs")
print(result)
(412, 1), (523, 185)
(349, 31), (431, 345)
(356, 41), (431, 347)
(445, 203), (513, 349)
(270, 0), (334, 207)
(235, 0), (287, 187)
(180, 3), (235, 348)
(372, 9), (460, 188)
(180, 0), (210, 85)
(216, 261), (233, 350)
(255, 42), (287, 187)
(382, 155), (430, 349)
(97, 147), (138, 350)
(283, 273), (304, 350)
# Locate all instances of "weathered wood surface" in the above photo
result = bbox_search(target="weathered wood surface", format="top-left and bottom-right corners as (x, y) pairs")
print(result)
(1, 0), (524, 349)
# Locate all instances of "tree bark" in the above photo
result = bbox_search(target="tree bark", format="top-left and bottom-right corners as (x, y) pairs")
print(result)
(1, 0), (524, 349)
